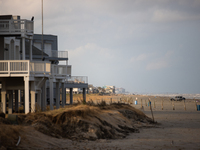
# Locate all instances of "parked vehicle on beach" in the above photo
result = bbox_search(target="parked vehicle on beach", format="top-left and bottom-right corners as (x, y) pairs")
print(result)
(170, 96), (186, 101)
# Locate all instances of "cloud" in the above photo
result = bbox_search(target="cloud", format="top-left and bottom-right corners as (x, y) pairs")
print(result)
(130, 53), (149, 63)
(68, 43), (114, 61)
(0, 0), (41, 17)
(146, 51), (174, 70)
(151, 9), (200, 23)
(146, 59), (168, 70)
(1, 0), (200, 93)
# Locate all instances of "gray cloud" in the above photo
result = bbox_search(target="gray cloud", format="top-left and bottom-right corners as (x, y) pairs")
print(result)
(1, 0), (200, 93)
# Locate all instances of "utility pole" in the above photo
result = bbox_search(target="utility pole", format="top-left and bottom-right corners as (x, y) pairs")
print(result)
(41, 0), (44, 60)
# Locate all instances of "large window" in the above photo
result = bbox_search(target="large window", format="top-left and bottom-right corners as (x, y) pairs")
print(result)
(44, 43), (52, 56)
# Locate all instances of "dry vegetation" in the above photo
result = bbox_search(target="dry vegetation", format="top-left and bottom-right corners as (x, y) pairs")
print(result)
(0, 98), (156, 149)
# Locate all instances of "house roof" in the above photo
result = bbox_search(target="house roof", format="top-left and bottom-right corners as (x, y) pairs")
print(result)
(0, 15), (12, 20)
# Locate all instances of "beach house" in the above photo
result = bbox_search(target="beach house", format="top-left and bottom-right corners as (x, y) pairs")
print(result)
(0, 15), (88, 114)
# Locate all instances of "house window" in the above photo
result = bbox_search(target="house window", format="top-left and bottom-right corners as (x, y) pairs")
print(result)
(4, 44), (9, 60)
(44, 43), (52, 56)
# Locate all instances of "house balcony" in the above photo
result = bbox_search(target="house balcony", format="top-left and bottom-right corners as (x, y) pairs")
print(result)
(52, 64), (71, 78)
(65, 76), (88, 88)
(66, 76), (88, 84)
(47, 50), (68, 61)
(0, 60), (71, 79)
(0, 60), (50, 77)
(0, 19), (33, 36)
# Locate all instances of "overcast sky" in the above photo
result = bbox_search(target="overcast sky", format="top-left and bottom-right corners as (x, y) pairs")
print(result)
(1, 0), (200, 94)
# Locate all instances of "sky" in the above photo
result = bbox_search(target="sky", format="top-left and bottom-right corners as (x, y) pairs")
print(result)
(0, 0), (200, 94)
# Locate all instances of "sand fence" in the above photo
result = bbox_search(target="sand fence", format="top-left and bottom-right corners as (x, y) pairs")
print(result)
(66, 94), (200, 112)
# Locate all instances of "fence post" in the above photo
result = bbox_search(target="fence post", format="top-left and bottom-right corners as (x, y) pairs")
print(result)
(184, 100), (186, 111)
(149, 99), (154, 122)
(149, 98), (151, 110)
(173, 101), (175, 110)
(194, 99), (197, 111)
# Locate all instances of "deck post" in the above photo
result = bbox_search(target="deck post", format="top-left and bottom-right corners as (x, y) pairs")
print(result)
(1, 91), (6, 113)
(15, 90), (19, 113)
(29, 39), (32, 61)
(22, 37), (25, 60)
(18, 90), (21, 107)
(30, 81), (35, 112)
(24, 76), (29, 114)
(70, 88), (73, 104)
(1, 81), (6, 113)
(42, 82), (46, 111)
(37, 90), (41, 111)
(8, 90), (13, 114)
(49, 77), (54, 110)
(62, 83), (66, 107)
(83, 88), (86, 103)
(56, 82), (60, 109)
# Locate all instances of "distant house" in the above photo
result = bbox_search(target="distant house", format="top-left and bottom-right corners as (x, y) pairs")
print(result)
(0, 15), (88, 114)
(104, 85), (115, 94)
(115, 88), (125, 94)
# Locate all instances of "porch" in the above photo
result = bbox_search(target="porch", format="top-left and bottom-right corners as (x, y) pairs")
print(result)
(0, 60), (71, 78)
(0, 19), (33, 36)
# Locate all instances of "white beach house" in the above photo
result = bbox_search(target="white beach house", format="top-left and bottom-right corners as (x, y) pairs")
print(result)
(0, 15), (88, 114)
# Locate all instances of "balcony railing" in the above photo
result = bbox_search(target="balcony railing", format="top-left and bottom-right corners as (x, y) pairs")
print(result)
(51, 50), (68, 58)
(0, 19), (33, 35)
(30, 61), (51, 75)
(52, 65), (71, 76)
(45, 50), (68, 59)
(0, 60), (73, 78)
(66, 76), (88, 84)
(0, 60), (50, 76)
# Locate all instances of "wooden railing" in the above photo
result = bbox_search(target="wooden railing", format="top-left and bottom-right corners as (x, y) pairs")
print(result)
(0, 60), (50, 76)
(45, 50), (68, 58)
(52, 65), (71, 76)
(66, 76), (88, 84)
(0, 19), (33, 35)
(0, 60), (72, 78)
(29, 61), (51, 75)
(0, 60), (29, 76)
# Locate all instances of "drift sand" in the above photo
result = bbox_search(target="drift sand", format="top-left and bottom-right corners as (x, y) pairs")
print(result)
(0, 102), (155, 149)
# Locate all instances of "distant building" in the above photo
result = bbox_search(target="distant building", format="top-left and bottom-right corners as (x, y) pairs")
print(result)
(66, 88), (83, 94)
(88, 84), (94, 93)
(115, 88), (125, 94)
(104, 85), (115, 94)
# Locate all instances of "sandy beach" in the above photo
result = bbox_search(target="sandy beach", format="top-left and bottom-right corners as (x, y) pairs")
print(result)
(1, 95), (200, 150)
(63, 95), (200, 150)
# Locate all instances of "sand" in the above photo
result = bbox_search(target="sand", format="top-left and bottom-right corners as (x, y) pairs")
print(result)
(1, 95), (200, 150)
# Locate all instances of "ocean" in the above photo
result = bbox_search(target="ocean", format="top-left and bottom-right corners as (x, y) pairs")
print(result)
(146, 93), (200, 99)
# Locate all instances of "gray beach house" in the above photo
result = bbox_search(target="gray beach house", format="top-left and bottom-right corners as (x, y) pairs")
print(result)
(0, 15), (88, 114)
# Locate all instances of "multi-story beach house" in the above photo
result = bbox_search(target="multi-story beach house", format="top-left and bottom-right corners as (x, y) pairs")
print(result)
(0, 15), (88, 114)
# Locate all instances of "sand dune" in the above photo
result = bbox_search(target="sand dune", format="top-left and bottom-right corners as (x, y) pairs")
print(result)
(0, 94), (200, 149)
